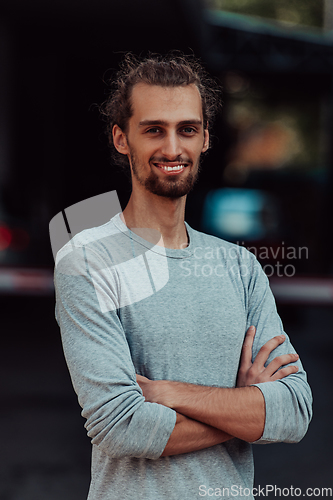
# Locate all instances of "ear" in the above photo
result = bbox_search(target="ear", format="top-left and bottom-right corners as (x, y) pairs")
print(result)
(113, 124), (130, 155)
(202, 128), (209, 153)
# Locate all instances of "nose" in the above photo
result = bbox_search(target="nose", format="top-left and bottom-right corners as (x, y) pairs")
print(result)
(160, 131), (182, 160)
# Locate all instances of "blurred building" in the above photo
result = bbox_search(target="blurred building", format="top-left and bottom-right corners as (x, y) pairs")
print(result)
(0, 0), (333, 304)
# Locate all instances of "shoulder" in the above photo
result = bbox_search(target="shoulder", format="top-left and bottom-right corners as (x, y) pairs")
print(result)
(55, 217), (123, 276)
(187, 224), (256, 263)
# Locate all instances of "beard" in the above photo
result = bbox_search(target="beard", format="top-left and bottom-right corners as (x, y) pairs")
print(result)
(129, 151), (201, 199)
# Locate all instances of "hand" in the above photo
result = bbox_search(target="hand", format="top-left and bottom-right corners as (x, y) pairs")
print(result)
(236, 326), (299, 387)
(136, 374), (172, 406)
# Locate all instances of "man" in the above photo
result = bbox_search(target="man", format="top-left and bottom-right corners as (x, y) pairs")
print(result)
(55, 53), (312, 499)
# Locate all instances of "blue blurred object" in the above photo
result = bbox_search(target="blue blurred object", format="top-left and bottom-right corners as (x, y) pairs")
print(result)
(202, 187), (278, 241)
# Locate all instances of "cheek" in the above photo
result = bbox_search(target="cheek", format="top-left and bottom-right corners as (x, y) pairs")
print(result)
(195, 141), (207, 156)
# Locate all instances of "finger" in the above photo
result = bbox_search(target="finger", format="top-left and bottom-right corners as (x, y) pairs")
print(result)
(252, 334), (286, 368)
(263, 353), (299, 377)
(239, 326), (256, 370)
(270, 364), (299, 381)
(136, 374), (149, 384)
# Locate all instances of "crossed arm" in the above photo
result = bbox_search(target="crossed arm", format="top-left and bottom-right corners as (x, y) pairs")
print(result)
(136, 326), (299, 456)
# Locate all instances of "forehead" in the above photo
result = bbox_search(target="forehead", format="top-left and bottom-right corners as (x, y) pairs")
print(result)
(129, 83), (203, 123)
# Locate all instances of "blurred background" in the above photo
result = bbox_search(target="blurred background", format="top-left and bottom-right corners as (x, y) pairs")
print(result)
(0, 0), (332, 498)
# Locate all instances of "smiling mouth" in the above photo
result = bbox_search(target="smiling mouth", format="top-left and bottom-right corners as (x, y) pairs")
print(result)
(153, 163), (188, 174)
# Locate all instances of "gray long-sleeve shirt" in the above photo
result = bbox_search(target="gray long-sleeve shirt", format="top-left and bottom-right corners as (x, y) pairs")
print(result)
(55, 213), (312, 499)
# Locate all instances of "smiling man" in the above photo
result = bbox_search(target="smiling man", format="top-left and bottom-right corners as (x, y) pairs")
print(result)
(55, 54), (312, 499)
(112, 81), (208, 249)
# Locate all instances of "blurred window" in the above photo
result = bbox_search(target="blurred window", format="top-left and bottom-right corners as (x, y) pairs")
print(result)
(222, 73), (325, 185)
(206, 0), (324, 29)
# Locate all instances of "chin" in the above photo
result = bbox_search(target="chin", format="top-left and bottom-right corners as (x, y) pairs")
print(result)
(144, 177), (196, 198)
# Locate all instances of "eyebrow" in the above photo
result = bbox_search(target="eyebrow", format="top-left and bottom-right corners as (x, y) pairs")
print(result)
(138, 119), (203, 127)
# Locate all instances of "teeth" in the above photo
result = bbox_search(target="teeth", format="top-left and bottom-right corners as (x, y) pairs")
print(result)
(161, 165), (184, 171)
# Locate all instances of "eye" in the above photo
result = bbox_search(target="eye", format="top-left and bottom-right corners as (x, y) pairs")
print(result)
(181, 126), (197, 135)
(146, 127), (162, 134)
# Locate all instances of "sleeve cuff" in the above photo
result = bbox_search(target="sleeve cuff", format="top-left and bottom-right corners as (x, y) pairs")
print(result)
(136, 403), (177, 459)
(250, 381), (292, 444)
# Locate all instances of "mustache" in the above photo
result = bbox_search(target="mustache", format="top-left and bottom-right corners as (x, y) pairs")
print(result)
(150, 156), (192, 165)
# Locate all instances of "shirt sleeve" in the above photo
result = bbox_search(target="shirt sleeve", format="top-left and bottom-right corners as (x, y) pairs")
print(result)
(54, 242), (176, 459)
(243, 250), (313, 444)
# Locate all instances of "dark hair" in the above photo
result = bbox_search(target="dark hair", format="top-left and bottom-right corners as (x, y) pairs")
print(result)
(101, 52), (222, 169)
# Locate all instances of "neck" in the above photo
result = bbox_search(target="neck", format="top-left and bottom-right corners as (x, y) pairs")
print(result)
(121, 189), (188, 249)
